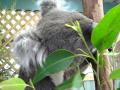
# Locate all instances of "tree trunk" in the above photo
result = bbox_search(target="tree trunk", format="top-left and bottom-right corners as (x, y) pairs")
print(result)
(82, 0), (113, 90)
(99, 51), (113, 90)
(82, 0), (104, 22)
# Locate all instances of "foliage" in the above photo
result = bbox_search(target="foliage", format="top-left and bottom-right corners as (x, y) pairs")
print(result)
(109, 68), (120, 79)
(65, 3), (120, 89)
(91, 3), (120, 89)
(90, 3), (120, 82)
(33, 49), (75, 84)
(91, 4), (120, 52)
(56, 71), (83, 90)
(0, 78), (28, 90)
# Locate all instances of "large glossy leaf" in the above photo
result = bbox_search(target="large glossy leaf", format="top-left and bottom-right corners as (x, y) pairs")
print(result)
(91, 4), (120, 52)
(109, 68), (120, 79)
(33, 49), (75, 84)
(56, 71), (83, 90)
(0, 78), (27, 90)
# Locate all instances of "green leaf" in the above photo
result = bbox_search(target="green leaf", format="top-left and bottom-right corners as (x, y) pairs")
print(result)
(56, 71), (83, 90)
(33, 49), (75, 84)
(56, 75), (75, 90)
(0, 78), (27, 90)
(91, 4), (120, 52)
(117, 88), (120, 90)
(72, 71), (83, 89)
(109, 68), (120, 79)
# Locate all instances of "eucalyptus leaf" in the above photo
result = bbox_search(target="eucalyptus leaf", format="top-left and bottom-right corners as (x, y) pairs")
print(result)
(0, 78), (27, 90)
(56, 75), (75, 90)
(33, 49), (75, 84)
(109, 68), (120, 79)
(56, 71), (83, 90)
(91, 4), (120, 52)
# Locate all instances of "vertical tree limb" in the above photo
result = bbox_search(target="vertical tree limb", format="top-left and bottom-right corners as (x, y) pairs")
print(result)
(82, 0), (104, 22)
(99, 51), (113, 90)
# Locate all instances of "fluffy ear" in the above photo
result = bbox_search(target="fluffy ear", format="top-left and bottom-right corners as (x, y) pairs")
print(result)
(40, 0), (57, 16)
(12, 30), (47, 76)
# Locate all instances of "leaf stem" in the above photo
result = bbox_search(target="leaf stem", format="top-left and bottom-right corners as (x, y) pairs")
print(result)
(29, 79), (36, 90)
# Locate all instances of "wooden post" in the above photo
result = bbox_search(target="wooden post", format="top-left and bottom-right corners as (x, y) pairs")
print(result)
(82, 0), (113, 90)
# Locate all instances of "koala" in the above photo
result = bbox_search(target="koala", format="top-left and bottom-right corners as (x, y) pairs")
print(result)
(12, 0), (96, 90)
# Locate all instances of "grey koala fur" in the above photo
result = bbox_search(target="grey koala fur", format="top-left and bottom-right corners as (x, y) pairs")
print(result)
(12, 0), (96, 90)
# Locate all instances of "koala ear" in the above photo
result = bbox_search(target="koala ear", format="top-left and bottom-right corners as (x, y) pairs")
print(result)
(40, 0), (57, 16)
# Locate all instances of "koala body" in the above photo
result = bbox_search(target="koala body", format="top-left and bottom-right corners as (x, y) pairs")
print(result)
(12, 0), (96, 90)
